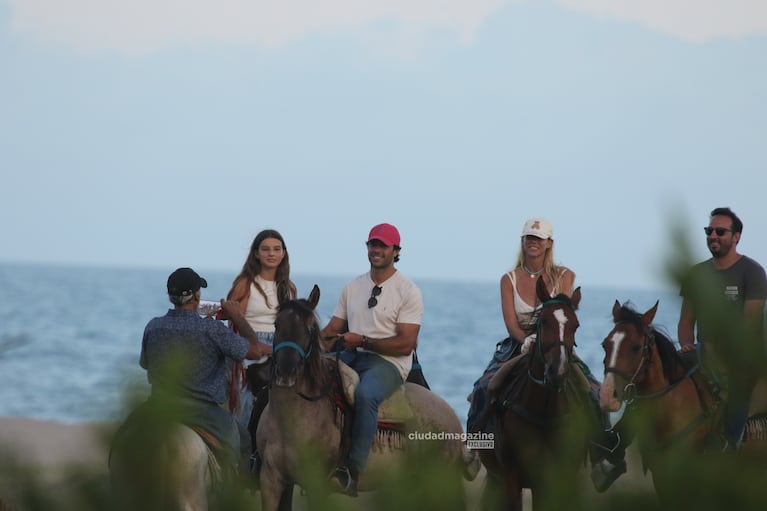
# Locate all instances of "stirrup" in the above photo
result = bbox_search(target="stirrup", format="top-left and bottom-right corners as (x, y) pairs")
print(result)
(329, 466), (358, 497)
(591, 430), (622, 460)
(590, 458), (626, 493)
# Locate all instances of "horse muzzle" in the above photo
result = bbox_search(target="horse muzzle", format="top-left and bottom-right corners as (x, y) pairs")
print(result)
(599, 374), (622, 412)
(273, 367), (299, 388)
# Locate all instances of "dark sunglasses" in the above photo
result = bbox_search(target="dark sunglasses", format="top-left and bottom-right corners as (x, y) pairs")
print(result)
(368, 285), (382, 308)
(704, 227), (732, 236)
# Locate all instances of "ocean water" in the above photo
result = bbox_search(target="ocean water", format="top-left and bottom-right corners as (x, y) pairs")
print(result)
(0, 262), (681, 425)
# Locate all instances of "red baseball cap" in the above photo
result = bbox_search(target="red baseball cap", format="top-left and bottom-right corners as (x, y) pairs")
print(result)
(367, 223), (400, 247)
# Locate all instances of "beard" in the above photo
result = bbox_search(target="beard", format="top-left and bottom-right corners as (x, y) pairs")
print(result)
(708, 239), (731, 258)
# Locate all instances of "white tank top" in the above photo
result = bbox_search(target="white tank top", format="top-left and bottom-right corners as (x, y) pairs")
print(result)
(507, 271), (539, 331)
(505, 268), (570, 331)
(243, 277), (277, 333)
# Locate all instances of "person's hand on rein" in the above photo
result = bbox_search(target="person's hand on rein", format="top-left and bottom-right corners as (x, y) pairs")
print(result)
(520, 334), (536, 355)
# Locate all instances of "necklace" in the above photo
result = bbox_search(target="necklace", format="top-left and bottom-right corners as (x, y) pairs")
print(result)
(522, 264), (543, 278)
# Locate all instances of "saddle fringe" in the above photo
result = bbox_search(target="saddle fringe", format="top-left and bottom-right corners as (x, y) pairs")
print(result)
(334, 404), (407, 451)
(372, 428), (408, 452)
(745, 413), (767, 442)
(204, 443), (223, 484)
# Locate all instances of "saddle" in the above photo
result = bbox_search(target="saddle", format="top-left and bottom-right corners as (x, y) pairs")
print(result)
(480, 352), (595, 432)
(335, 359), (415, 424)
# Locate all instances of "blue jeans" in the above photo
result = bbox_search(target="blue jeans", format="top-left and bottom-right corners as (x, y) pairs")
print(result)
(723, 378), (754, 448)
(339, 350), (403, 471)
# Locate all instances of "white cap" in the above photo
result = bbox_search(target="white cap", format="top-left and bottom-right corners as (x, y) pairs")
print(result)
(521, 218), (553, 239)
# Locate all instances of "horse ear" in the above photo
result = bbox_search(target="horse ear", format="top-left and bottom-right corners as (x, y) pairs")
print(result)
(641, 300), (659, 326)
(612, 300), (621, 321)
(308, 285), (320, 309)
(570, 286), (581, 309)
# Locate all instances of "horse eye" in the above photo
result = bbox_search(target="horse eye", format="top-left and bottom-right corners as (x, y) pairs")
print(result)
(631, 344), (642, 353)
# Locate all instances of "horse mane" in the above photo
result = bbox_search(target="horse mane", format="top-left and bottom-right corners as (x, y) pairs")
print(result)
(277, 298), (329, 391)
(530, 292), (579, 325)
(615, 302), (680, 382)
(550, 292), (577, 310)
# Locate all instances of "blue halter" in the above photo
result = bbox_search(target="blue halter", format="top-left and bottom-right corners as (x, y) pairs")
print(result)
(273, 341), (309, 359)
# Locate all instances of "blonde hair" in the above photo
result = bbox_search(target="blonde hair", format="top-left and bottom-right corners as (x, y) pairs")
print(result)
(513, 238), (568, 295)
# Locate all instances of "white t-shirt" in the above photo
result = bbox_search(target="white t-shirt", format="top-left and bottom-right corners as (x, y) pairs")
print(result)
(333, 270), (423, 380)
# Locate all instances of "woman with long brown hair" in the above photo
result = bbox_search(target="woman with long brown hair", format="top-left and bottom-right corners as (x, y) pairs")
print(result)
(227, 230), (297, 448)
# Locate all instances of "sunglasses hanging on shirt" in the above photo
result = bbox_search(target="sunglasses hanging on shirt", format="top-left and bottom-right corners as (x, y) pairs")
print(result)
(368, 285), (382, 308)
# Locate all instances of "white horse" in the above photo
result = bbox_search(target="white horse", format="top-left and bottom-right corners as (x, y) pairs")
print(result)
(109, 415), (220, 511)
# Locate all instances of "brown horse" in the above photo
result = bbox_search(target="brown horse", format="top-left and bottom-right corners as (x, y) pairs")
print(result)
(599, 300), (767, 501)
(478, 277), (595, 511)
(256, 285), (479, 511)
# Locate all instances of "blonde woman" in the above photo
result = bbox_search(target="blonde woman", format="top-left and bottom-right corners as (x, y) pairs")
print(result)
(501, 218), (574, 352)
(468, 218), (626, 493)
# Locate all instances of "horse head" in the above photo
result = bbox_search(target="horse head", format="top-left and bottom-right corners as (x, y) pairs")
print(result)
(530, 276), (581, 389)
(272, 285), (323, 389)
(599, 300), (659, 412)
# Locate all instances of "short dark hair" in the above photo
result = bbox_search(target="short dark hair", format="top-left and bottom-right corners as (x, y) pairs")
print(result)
(710, 207), (743, 234)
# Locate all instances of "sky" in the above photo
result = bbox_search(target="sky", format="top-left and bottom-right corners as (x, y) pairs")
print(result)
(2, 0), (766, 292)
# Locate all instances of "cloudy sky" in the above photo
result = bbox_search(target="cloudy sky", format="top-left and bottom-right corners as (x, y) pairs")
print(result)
(2, 0), (766, 291)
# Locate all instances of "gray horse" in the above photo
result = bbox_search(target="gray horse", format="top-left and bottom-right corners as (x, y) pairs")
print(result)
(257, 285), (479, 511)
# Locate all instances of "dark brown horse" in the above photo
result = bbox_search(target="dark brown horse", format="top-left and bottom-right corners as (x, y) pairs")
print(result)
(599, 300), (767, 501)
(256, 285), (479, 511)
(479, 277), (594, 511)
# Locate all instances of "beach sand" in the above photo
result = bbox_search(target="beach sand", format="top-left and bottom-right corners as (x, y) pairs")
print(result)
(0, 418), (115, 511)
(0, 417), (654, 510)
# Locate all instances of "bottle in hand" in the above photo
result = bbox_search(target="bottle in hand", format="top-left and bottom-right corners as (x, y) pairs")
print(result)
(197, 300), (223, 319)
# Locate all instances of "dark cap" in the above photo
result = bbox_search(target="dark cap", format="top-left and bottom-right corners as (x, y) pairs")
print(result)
(167, 267), (208, 296)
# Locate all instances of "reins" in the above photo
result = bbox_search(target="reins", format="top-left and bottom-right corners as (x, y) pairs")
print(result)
(528, 298), (572, 389)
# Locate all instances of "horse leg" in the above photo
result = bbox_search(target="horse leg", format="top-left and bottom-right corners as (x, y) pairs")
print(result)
(277, 483), (294, 511)
(260, 472), (288, 511)
(503, 474), (524, 511)
(481, 471), (523, 511)
(479, 472), (504, 511)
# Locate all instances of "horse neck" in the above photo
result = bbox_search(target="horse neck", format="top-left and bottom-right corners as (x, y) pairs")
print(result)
(638, 344), (709, 433)
(268, 381), (330, 423)
(639, 345), (670, 393)
(521, 353), (567, 414)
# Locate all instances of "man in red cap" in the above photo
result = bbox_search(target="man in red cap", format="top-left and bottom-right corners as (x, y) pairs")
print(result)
(321, 223), (424, 496)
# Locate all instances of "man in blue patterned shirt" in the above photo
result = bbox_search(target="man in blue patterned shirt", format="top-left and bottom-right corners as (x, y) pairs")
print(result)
(122, 267), (269, 474)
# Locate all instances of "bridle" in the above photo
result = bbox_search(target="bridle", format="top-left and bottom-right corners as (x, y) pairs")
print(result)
(604, 322), (699, 405)
(604, 320), (715, 450)
(528, 298), (574, 389)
